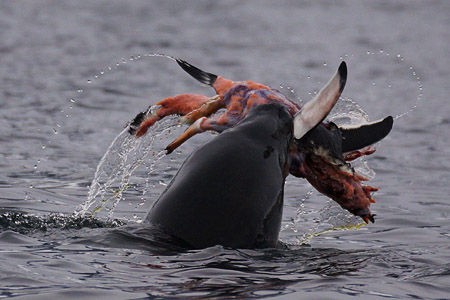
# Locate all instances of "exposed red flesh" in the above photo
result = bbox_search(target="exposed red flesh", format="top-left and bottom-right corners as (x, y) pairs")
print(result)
(344, 146), (376, 161)
(301, 153), (377, 223)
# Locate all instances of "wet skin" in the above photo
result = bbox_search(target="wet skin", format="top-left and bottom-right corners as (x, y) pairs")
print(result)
(146, 104), (292, 249)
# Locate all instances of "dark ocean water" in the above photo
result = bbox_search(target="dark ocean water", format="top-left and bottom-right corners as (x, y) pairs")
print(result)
(1, 1), (449, 299)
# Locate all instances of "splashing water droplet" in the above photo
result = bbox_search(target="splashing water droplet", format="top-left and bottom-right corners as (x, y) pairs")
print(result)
(75, 111), (180, 219)
(347, 49), (424, 121)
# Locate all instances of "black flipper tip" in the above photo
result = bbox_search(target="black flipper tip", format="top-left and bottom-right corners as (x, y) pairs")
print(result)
(385, 115), (394, 130)
(338, 61), (347, 93)
(128, 111), (146, 135)
(175, 59), (218, 86)
(339, 115), (394, 153)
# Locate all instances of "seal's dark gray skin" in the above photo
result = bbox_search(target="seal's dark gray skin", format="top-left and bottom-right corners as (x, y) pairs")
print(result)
(146, 103), (292, 249)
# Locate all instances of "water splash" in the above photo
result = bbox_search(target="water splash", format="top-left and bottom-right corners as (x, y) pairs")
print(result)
(279, 84), (303, 105)
(330, 97), (376, 179)
(284, 193), (366, 246)
(75, 110), (180, 220)
(30, 52), (185, 217)
(295, 218), (367, 246)
(394, 63), (423, 120)
(330, 97), (370, 125)
(0, 211), (124, 234)
(89, 53), (177, 81)
(32, 53), (178, 179)
(356, 50), (423, 120)
(281, 96), (375, 246)
(37, 51), (419, 244)
(282, 49), (424, 244)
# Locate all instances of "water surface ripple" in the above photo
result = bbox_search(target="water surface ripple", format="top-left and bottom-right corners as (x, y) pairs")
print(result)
(1, 1), (449, 299)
